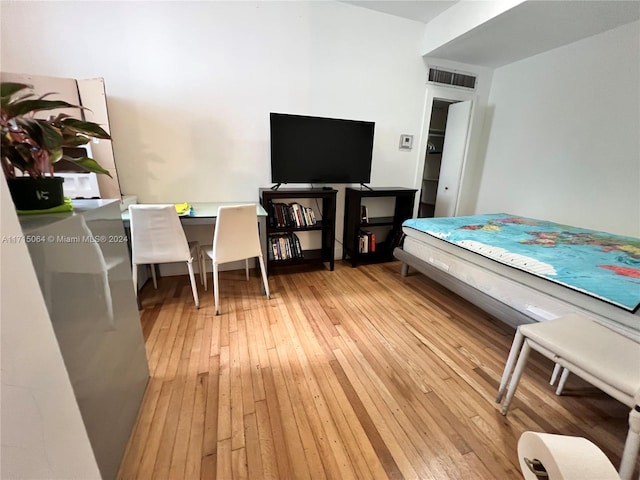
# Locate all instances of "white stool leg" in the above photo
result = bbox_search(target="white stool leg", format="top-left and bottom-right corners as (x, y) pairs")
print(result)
(501, 340), (532, 415)
(555, 367), (570, 395)
(619, 406), (640, 480)
(497, 328), (525, 403)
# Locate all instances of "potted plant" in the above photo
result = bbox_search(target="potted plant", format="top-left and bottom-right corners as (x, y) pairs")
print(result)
(1, 82), (112, 211)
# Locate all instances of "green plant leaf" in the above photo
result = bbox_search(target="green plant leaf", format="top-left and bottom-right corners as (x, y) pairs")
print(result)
(2, 145), (30, 171)
(61, 118), (111, 139)
(61, 133), (91, 147)
(17, 118), (46, 146)
(49, 147), (63, 163)
(65, 156), (112, 177)
(2, 81), (113, 179)
(4, 98), (79, 118)
(0, 82), (30, 99)
(36, 120), (64, 150)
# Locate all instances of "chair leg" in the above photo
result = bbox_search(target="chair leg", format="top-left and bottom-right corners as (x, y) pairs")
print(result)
(151, 263), (158, 289)
(187, 259), (200, 309)
(555, 367), (570, 395)
(501, 340), (532, 415)
(497, 328), (524, 403)
(245, 259), (249, 281)
(132, 263), (138, 295)
(203, 255), (208, 292)
(550, 363), (561, 385)
(257, 254), (270, 299)
(132, 264), (142, 310)
(195, 247), (204, 286)
(619, 406), (640, 480)
(213, 263), (220, 315)
(200, 250), (206, 286)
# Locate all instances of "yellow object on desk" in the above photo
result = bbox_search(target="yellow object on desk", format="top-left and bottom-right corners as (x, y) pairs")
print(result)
(174, 202), (192, 216)
(17, 197), (74, 215)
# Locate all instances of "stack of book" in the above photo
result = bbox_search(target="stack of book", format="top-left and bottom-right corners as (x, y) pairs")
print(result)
(358, 230), (376, 254)
(269, 233), (303, 261)
(269, 202), (317, 228)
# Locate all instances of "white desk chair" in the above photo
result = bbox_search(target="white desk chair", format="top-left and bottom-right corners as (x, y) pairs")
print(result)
(202, 204), (270, 315)
(129, 204), (202, 308)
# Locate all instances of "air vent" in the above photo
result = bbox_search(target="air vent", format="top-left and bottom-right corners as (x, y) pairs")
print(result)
(428, 67), (477, 90)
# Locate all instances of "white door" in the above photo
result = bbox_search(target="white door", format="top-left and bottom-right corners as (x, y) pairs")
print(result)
(434, 100), (472, 217)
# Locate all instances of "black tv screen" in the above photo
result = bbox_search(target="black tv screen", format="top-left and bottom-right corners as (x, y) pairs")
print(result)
(270, 113), (375, 184)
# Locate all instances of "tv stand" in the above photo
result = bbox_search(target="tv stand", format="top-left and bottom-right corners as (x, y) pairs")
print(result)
(270, 183), (282, 190)
(359, 183), (373, 191)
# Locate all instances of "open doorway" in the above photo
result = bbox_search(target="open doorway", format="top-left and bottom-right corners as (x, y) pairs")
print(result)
(417, 97), (473, 218)
(419, 99), (453, 217)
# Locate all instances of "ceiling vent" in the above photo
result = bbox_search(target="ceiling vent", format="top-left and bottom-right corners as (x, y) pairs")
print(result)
(428, 66), (477, 90)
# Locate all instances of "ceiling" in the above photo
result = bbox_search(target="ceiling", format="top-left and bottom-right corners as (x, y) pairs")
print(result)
(342, 1), (640, 67)
(342, 1), (459, 24)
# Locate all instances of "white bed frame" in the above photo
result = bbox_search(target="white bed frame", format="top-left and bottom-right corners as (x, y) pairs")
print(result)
(394, 229), (640, 338)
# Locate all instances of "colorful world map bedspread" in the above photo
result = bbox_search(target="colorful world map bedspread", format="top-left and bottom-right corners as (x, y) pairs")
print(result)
(403, 214), (640, 312)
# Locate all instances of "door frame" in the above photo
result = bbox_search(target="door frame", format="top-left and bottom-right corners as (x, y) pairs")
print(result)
(413, 85), (477, 217)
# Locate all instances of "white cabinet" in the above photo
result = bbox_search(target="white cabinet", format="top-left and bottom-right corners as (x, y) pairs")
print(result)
(19, 199), (149, 480)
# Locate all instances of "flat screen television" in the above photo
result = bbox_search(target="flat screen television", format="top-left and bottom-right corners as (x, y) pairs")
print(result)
(270, 113), (375, 185)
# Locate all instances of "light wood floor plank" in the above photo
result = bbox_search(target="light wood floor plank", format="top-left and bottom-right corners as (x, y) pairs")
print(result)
(118, 261), (635, 480)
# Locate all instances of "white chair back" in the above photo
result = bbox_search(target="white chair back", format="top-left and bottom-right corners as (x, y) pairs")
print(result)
(212, 204), (262, 264)
(129, 204), (191, 265)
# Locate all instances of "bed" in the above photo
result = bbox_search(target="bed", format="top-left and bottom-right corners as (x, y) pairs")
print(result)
(394, 213), (640, 337)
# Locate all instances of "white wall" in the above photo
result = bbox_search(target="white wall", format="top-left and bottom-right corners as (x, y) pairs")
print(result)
(0, 1), (427, 205)
(0, 179), (101, 479)
(475, 20), (640, 237)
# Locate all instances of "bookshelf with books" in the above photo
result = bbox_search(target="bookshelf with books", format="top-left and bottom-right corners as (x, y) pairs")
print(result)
(260, 188), (337, 272)
(342, 187), (417, 267)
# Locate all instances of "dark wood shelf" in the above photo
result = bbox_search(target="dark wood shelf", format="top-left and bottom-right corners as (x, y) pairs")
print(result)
(268, 248), (323, 267)
(260, 188), (337, 273)
(360, 216), (394, 227)
(342, 187), (417, 268)
(266, 219), (328, 234)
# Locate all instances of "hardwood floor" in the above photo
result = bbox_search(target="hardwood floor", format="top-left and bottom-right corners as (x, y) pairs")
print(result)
(118, 261), (633, 479)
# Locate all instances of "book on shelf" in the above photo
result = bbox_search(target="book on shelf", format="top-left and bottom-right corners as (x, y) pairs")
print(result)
(269, 233), (304, 261)
(361, 205), (369, 224)
(269, 202), (317, 228)
(358, 230), (376, 254)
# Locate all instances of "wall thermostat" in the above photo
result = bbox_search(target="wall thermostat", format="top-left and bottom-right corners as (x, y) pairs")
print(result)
(399, 134), (413, 151)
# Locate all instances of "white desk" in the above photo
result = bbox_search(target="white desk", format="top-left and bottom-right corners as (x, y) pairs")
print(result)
(121, 202), (268, 225)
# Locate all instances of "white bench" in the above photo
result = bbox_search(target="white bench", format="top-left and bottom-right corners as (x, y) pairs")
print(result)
(496, 314), (640, 480)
